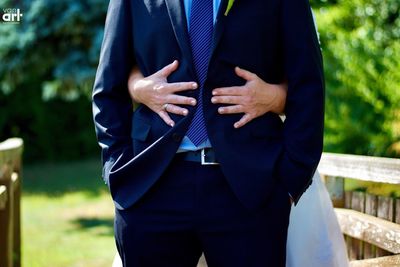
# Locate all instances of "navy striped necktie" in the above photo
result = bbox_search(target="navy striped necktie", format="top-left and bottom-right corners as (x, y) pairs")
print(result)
(186, 0), (214, 146)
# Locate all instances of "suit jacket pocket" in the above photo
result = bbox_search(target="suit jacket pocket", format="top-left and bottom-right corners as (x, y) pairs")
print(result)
(131, 116), (152, 156)
(131, 119), (151, 142)
(250, 113), (283, 139)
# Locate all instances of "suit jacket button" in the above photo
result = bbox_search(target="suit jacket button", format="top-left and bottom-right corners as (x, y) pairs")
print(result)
(172, 133), (181, 142)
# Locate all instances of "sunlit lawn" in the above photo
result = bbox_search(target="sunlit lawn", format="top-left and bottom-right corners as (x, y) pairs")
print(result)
(22, 159), (116, 267)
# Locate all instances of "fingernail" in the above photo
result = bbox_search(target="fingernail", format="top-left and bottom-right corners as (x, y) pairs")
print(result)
(192, 83), (198, 89)
(211, 98), (216, 103)
(191, 99), (196, 105)
(212, 90), (217, 95)
(219, 108), (224, 113)
(183, 110), (188, 115)
(234, 123), (239, 128)
(170, 122), (175, 127)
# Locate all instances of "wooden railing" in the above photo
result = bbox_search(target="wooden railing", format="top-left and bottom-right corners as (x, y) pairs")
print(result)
(0, 138), (24, 267)
(319, 152), (400, 266)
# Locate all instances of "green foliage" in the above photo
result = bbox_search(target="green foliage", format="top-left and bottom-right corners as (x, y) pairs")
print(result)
(0, 86), (99, 161)
(0, 0), (107, 161)
(0, 0), (399, 162)
(0, 0), (107, 98)
(311, 0), (400, 156)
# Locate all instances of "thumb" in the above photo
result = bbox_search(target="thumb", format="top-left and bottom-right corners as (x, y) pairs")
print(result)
(235, 66), (257, 81)
(157, 60), (179, 78)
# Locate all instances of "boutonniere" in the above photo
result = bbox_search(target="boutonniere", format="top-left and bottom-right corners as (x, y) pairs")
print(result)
(224, 0), (235, 16)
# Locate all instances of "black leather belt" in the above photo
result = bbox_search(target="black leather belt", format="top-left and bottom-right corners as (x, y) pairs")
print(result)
(179, 148), (219, 165)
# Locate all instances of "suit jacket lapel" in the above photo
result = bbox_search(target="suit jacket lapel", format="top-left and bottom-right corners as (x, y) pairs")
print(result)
(211, 0), (229, 57)
(164, 0), (196, 78)
(164, 0), (229, 78)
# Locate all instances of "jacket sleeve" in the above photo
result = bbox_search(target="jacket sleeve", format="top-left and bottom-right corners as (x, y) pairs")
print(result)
(277, 0), (325, 204)
(92, 0), (135, 186)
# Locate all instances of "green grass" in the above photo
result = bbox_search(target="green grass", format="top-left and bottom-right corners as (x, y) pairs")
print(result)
(22, 159), (116, 267)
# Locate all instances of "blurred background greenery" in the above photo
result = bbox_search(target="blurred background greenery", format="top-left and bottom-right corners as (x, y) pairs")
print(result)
(313, 0), (400, 157)
(0, 0), (106, 162)
(0, 0), (399, 266)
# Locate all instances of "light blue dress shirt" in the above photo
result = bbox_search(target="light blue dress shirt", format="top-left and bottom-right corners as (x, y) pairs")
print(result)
(177, 0), (221, 152)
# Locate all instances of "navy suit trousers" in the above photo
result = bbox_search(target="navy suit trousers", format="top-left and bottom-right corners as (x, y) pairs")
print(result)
(114, 154), (291, 267)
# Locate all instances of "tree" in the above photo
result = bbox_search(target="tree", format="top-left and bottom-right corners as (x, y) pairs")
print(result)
(0, 0), (108, 161)
(312, 0), (400, 156)
(0, 0), (107, 99)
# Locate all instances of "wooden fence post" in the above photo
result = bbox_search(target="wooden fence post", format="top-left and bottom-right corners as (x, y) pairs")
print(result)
(0, 185), (8, 266)
(0, 138), (23, 267)
(396, 198), (400, 224)
(0, 185), (7, 209)
(0, 185), (8, 267)
(375, 196), (395, 257)
(324, 176), (345, 208)
(350, 191), (366, 260)
(363, 194), (378, 259)
(344, 191), (353, 260)
(0, 165), (13, 267)
(12, 156), (22, 267)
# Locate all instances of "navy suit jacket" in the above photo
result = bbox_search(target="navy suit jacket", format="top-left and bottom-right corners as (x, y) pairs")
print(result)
(92, 0), (325, 210)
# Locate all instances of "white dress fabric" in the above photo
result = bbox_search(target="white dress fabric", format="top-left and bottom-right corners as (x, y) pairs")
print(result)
(286, 172), (349, 267)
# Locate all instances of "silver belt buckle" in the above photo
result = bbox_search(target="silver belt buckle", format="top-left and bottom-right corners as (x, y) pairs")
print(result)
(201, 148), (219, 165)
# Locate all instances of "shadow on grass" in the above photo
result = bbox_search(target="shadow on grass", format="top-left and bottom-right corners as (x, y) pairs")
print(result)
(70, 217), (114, 236)
(23, 158), (107, 197)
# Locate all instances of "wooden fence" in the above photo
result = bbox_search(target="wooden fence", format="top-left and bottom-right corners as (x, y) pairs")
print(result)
(320, 152), (400, 266)
(0, 138), (24, 267)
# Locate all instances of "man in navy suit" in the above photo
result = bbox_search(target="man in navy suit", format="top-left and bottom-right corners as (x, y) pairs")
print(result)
(92, 0), (324, 266)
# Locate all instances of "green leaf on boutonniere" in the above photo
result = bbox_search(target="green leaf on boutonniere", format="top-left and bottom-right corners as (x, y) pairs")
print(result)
(224, 0), (235, 16)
